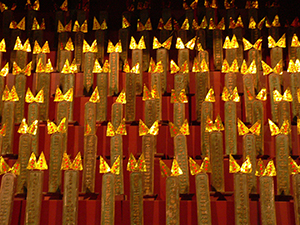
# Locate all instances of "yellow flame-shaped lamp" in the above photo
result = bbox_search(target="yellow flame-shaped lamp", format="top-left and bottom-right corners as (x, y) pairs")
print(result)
(221, 59), (239, 73)
(106, 119), (127, 136)
(159, 159), (183, 177)
(2, 85), (19, 102)
(107, 40), (122, 53)
(170, 89), (188, 104)
(61, 152), (83, 171)
(36, 58), (53, 73)
(13, 61), (32, 76)
(137, 18), (152, 31)
(192, 58), (209, 73)
(255, 159), (276, 177)
(291, 34), (300, 47)
(93, 59), (109, 73)
(261, 60), (283, 75)
(208, 17), (225, 30)
(139, 120), (159, 136)
(57, 20), (72, 33)
(0, 39), (6, 52)
(54, 87), (73, 102)
(13, 37), (31, 52)
(31, 17), (45, 30)
(170, 60), (180, 74)
(205, 115), (224, 132)
(9, 17), (25, 30)
(27, 152), (48, 170)
(237, 119), (261, 136)
(129, 36), (146, 50)
(89, 87), (100, 103)
(152, 36), (172, 50)
(189, 157), (212, 175)
(273, 88), (293, 102)
(221, 86), (240, 102)
(157, 18), (172, 30)
(115, 89), (126, 104)
(223, 35), (239, 49)
(123, 61), (140, 74)
(169, 119), (190, 137)
(268, 119), (291, 136)
(288, 156), (300, 175)
(127, 153), (147, 172)
(25, 88), (44, 103)
(18, 119), (38, 135)
(83, 40), (98, 53)
(175, 37), (196, 50)
(64, 38), (74, 51)
(47, 117), (67, 134)
(0, 156), (20, 176)
(240, 60), (257, 75)
(228, 16), (244, 29)
(229, 154), (252, 174)
(242, 38), (262, 51)
(0, 63), (9, 77)
(268, 34), (286, 48)
(61, 59), (77, 74)
(204, 88), (215, 102)
(93, 17), (108, 31)
(72, 20), (88, 33)
(122, 15), (131, 29)
(99, 155), (120, 175)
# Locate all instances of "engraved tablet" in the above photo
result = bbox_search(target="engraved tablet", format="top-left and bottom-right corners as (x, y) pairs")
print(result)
(131, 49), (143, 95)
(36, 73), (50, 121)
(166, 176), (180, 225)
(195, 173), (212, 225)
(234, 173), (250, 225)
(111, 103), (123, 129)
(82, 135), (97, 193)
(225, 101), (237, 155)
(243, 74), (254, 123)
(97, 72), (108, 122)
(293, 174), (300, 225)
(156, 48), (168, 93)
(125, 72), (136, 122)
(173, 102), (185, 129)
(28, 102), (39, 156)
(62, 170), (79, 225)
(83, 52), (95, 94)
(25, 171), (43, 225)
(0, 173), (16, 225)
(48, 133), (63, 193)
(84, 101), (97, 135)
(15, 74), (26, 123)
(174, 134), (189, 194)
(108, 52), (119, 96)
(130, 172), (143, 225)
(213, 30), (223, 70)
(144, 99), (156, 128)
(210, 132), (225, 192)
(1, 102), (15, 155)
(201, 102), (213, 156)
(243, 134), (257, 193)
(101, 173), (115, 225)
(142, 134), (155, 196)
(195, 71), (209, 122)
(252, 100), (264, 155)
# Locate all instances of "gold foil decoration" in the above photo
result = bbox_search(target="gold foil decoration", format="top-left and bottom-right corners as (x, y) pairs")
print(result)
(223, 35), (239, 49)
(175, 37), (185, 49)
(153, 36), (172, 50)
(127, 153), (147, 172)
(106, 119), (127, 136)
(47, 118), (67, 134)
(35, 152), (48, 170)
(237, 118), (261, 136)
(0, 63), (9, 77)
(262, 160), (276, 176)
(199, 157), (212, 173)
(240, 156), (252, 173)
(12, 61), (32, 76)
(65, 38), (74, 51)
(9, 160), (20, 175)
(13, 37), (31, 52)
(185, 37), (196, 50)
(288, 156), (299, 175)
(192, 19), (200, 30)
(248, 17), (256, 29)
(18, 119), (38, 135)
(291, 34), (300, 47)
(192, 58), (200, 72)
(243, 38), (262, 51)
(159, 159), (171, 177)
(61, 153), (72, 170)
(83, 40), (98, 53)
(93, 59), (102, 73)
(181, 18), (190, 30)
(273, 88), (293, 102)
(287, 60), (296, 73)
(27, 153), (37, 170)
(100, 155), (120, 175)
(256, 88), (267, 101)
(180, 61), (189, 73)
(60, 0), (67, 11)
(129, 36), (146, 50)
(261, 60), (283, 75)
(116, 89), (126, 104)
(89, 87), (100, 103)
(0, 157), (10, 174)
(204, 88), (215, 102)
(164, 18), (173, 30)
(54, 87), (73, 102)
(100, 19), (108, 30)
(2, 85), (19, 102)
(170, 60), (180, 74)
(255, 158), (265, 176)
(139, 120), (159, 136)
(25, 88), (44, 103)
(229, 154), (240, 173)
(0, 124), (6, 136)
(10, 17), (25, 30)
(268, 34), (286, 48)
(0, 39), (6, 52)
(169, 120), (190, 137)
(72, 20), (88, 33)
(222, 87), (240, 102)
(93, 17), (101, 30)
(122, 15), (131, 28)
(189, 157), (201, 175)
(268, 119), (291, 136)
(107, 40), (122, 53)
(170, 159), (183, 176)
